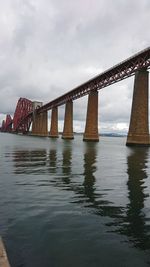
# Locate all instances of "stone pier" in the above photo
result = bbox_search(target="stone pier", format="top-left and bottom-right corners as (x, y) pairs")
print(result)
(83, 90), (99, 141)
(32, 111), (48, 136)
(0, 237), (10, 267)
(62, 101), (74, 139)
(126, 69), (149, 146)
(49, 107), (59, 138)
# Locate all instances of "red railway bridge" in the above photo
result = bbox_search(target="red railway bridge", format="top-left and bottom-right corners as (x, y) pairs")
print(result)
(1, 47), (150, 145)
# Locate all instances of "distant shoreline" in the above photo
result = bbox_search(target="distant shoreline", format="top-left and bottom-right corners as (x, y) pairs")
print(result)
(73, 132), (127, 137)
(0, 132), (127, 137)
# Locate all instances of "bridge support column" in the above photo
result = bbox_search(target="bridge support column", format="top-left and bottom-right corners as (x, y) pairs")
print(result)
(62, 101), (74, 139)
(83, 90), (99, 141)
(49, 107), (59, 138)
(126, 69), (149, 146)
(32, 111), (48, 136)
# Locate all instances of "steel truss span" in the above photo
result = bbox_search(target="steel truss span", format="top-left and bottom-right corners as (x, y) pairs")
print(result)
(0, 115), (12, 132)
(13, 98), (33, 133)
(39, 47), (150, 112)
(1, 47), (150, 134)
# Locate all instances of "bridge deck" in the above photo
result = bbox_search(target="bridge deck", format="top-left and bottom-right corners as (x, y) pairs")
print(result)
(2, 47), (150, 131)
(38, 47), (150, 112)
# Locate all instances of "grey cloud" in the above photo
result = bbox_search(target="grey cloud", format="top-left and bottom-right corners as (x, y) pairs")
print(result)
(0, 0), (149, 131)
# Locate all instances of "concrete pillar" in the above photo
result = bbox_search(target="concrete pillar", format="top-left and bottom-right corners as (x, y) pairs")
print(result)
(62, 100), (74, 139)
(126, 69), (149, 146)
(32, 111), (48, 136)
(83, 90), (99, 142)
(49, 107), (59, 138)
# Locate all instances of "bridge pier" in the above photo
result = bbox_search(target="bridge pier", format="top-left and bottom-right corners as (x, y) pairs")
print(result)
(126, 69), (150, 146)
(32, 111), (48, 136)
(83, 90), (99, 142)
(49, 107), (59, 138)
(62, 100), (74, 139)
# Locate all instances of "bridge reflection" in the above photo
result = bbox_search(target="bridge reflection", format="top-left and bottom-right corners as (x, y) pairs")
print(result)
(62, 142), (72, 184)
(119, 147), (150, 249)
(49, 149), (57, 173)
(12, 149), (47, 174)
(83, 143), (97, 201)
(10, 143), (150, 250)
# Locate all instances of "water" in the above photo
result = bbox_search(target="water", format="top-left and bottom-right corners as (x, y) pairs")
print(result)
(0, 133), (150, 267)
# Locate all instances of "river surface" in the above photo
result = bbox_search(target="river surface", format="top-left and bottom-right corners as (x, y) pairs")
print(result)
(0, 133), (150, 267)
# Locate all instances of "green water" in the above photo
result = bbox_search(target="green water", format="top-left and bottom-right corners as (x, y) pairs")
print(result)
(0, 133), (150, 267)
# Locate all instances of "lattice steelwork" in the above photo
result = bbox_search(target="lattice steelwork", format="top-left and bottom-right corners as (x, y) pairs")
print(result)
(1, 47), (150, 133)
(13, 98), (33, 133)
(39, 47), (150, 112)
(2, 115), (13, 132)
(0, 120), (6, 132)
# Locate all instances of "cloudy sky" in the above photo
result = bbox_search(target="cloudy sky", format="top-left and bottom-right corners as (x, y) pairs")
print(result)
(0, 0), (150, 133)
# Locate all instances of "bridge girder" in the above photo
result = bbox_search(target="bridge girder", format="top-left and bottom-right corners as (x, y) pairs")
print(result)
(38, 47), (150, 112)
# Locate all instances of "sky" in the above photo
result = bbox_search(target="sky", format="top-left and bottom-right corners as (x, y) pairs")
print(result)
(0, 0), (150, 133)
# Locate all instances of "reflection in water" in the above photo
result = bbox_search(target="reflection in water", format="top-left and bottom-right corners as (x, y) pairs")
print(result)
(122, 148), (150, 249)
(107, 147), (150, 250)
(9, 143), (150, 250)
(12, 150), (47, 174)
(81, 143), (123, 216)
(49, 149), (57, 173)
(62, 143), (72, 184)
(83, 143), (97, 202)
(73, 142), (117, 214)
(68, 142), (98, 206)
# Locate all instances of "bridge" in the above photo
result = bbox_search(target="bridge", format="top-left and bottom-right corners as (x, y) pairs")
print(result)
(0, 47), (150, 146)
